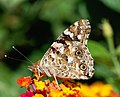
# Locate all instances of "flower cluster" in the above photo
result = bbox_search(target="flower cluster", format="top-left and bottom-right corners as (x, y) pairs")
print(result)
(17, 75), (119, 97)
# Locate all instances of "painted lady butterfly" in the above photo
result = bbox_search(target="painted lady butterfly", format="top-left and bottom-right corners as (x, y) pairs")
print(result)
(28, 19), (94, 83)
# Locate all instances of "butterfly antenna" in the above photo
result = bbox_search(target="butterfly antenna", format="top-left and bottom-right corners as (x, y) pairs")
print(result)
(12, 46), (33, 64)
(4, 54), (31, 64)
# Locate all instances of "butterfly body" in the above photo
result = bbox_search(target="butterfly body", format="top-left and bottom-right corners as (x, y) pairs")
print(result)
(29, 19), (94, 80)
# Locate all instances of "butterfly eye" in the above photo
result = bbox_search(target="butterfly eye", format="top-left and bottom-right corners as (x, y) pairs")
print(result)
(80, 64), (87, 71)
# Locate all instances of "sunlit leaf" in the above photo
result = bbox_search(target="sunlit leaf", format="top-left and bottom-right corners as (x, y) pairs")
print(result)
(100, 0), (120, 13)
(88, 40), (113, 65)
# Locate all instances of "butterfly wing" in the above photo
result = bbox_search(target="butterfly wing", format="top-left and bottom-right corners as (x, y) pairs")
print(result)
(30, 19), (94, 80)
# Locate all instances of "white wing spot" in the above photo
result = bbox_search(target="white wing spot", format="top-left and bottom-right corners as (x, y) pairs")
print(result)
(77, 35), (81, 39)
(68, 56), (74, 63)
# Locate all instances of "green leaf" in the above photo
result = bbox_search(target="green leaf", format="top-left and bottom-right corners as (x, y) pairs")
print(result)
(100, 0), (120, 13)
(94, 63), (113, 79)
(106, 77), (120, 92)
(0, 0), (24, 10)
(88, 40), (113, 66)
(39, 0), (78, 22)
(78, 2), (90, 18)
(115, 45), (120, 56)
(0, 63), (22, 97)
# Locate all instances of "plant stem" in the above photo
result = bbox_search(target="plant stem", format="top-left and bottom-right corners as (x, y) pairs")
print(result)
(107, 37), (120, 77)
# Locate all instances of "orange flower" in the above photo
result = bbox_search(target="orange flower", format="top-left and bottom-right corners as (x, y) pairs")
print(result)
(49, 80), (59, 90)
(17, 76), (32, 88)
(17, 75), (120, 97)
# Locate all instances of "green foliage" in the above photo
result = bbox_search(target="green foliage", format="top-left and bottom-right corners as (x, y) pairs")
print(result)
(0, 0), (120, 96)
(88, 40), (113, 66)
(100, 0), (120, 13)
(116, 45), (120, 56)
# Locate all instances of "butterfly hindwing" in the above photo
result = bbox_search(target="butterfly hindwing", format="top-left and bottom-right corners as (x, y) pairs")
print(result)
(38, 19), (94, 79)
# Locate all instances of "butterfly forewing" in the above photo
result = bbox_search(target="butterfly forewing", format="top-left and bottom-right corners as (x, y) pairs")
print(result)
(29, 19), (94, 80)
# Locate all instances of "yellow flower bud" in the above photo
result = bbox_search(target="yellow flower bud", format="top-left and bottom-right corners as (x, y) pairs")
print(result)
(102, 19), (113, 38)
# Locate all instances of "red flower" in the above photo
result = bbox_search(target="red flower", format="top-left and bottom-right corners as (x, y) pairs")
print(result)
(41, 89), (47, 96)
(17, 76), (32, 88)
(19, 91), (34, 97)
(68, 94), (81, 97)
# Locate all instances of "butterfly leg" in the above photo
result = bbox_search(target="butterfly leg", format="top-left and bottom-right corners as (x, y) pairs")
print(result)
(46, 67), (60, 89)
(53, 73), (60, 90)
(36, 66), (47, 80)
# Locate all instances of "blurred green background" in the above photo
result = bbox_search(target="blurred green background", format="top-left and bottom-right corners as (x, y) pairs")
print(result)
(0, 0), (120, 96)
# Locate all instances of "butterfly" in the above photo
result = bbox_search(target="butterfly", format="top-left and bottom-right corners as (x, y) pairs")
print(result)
(28, 19), (94, 85)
